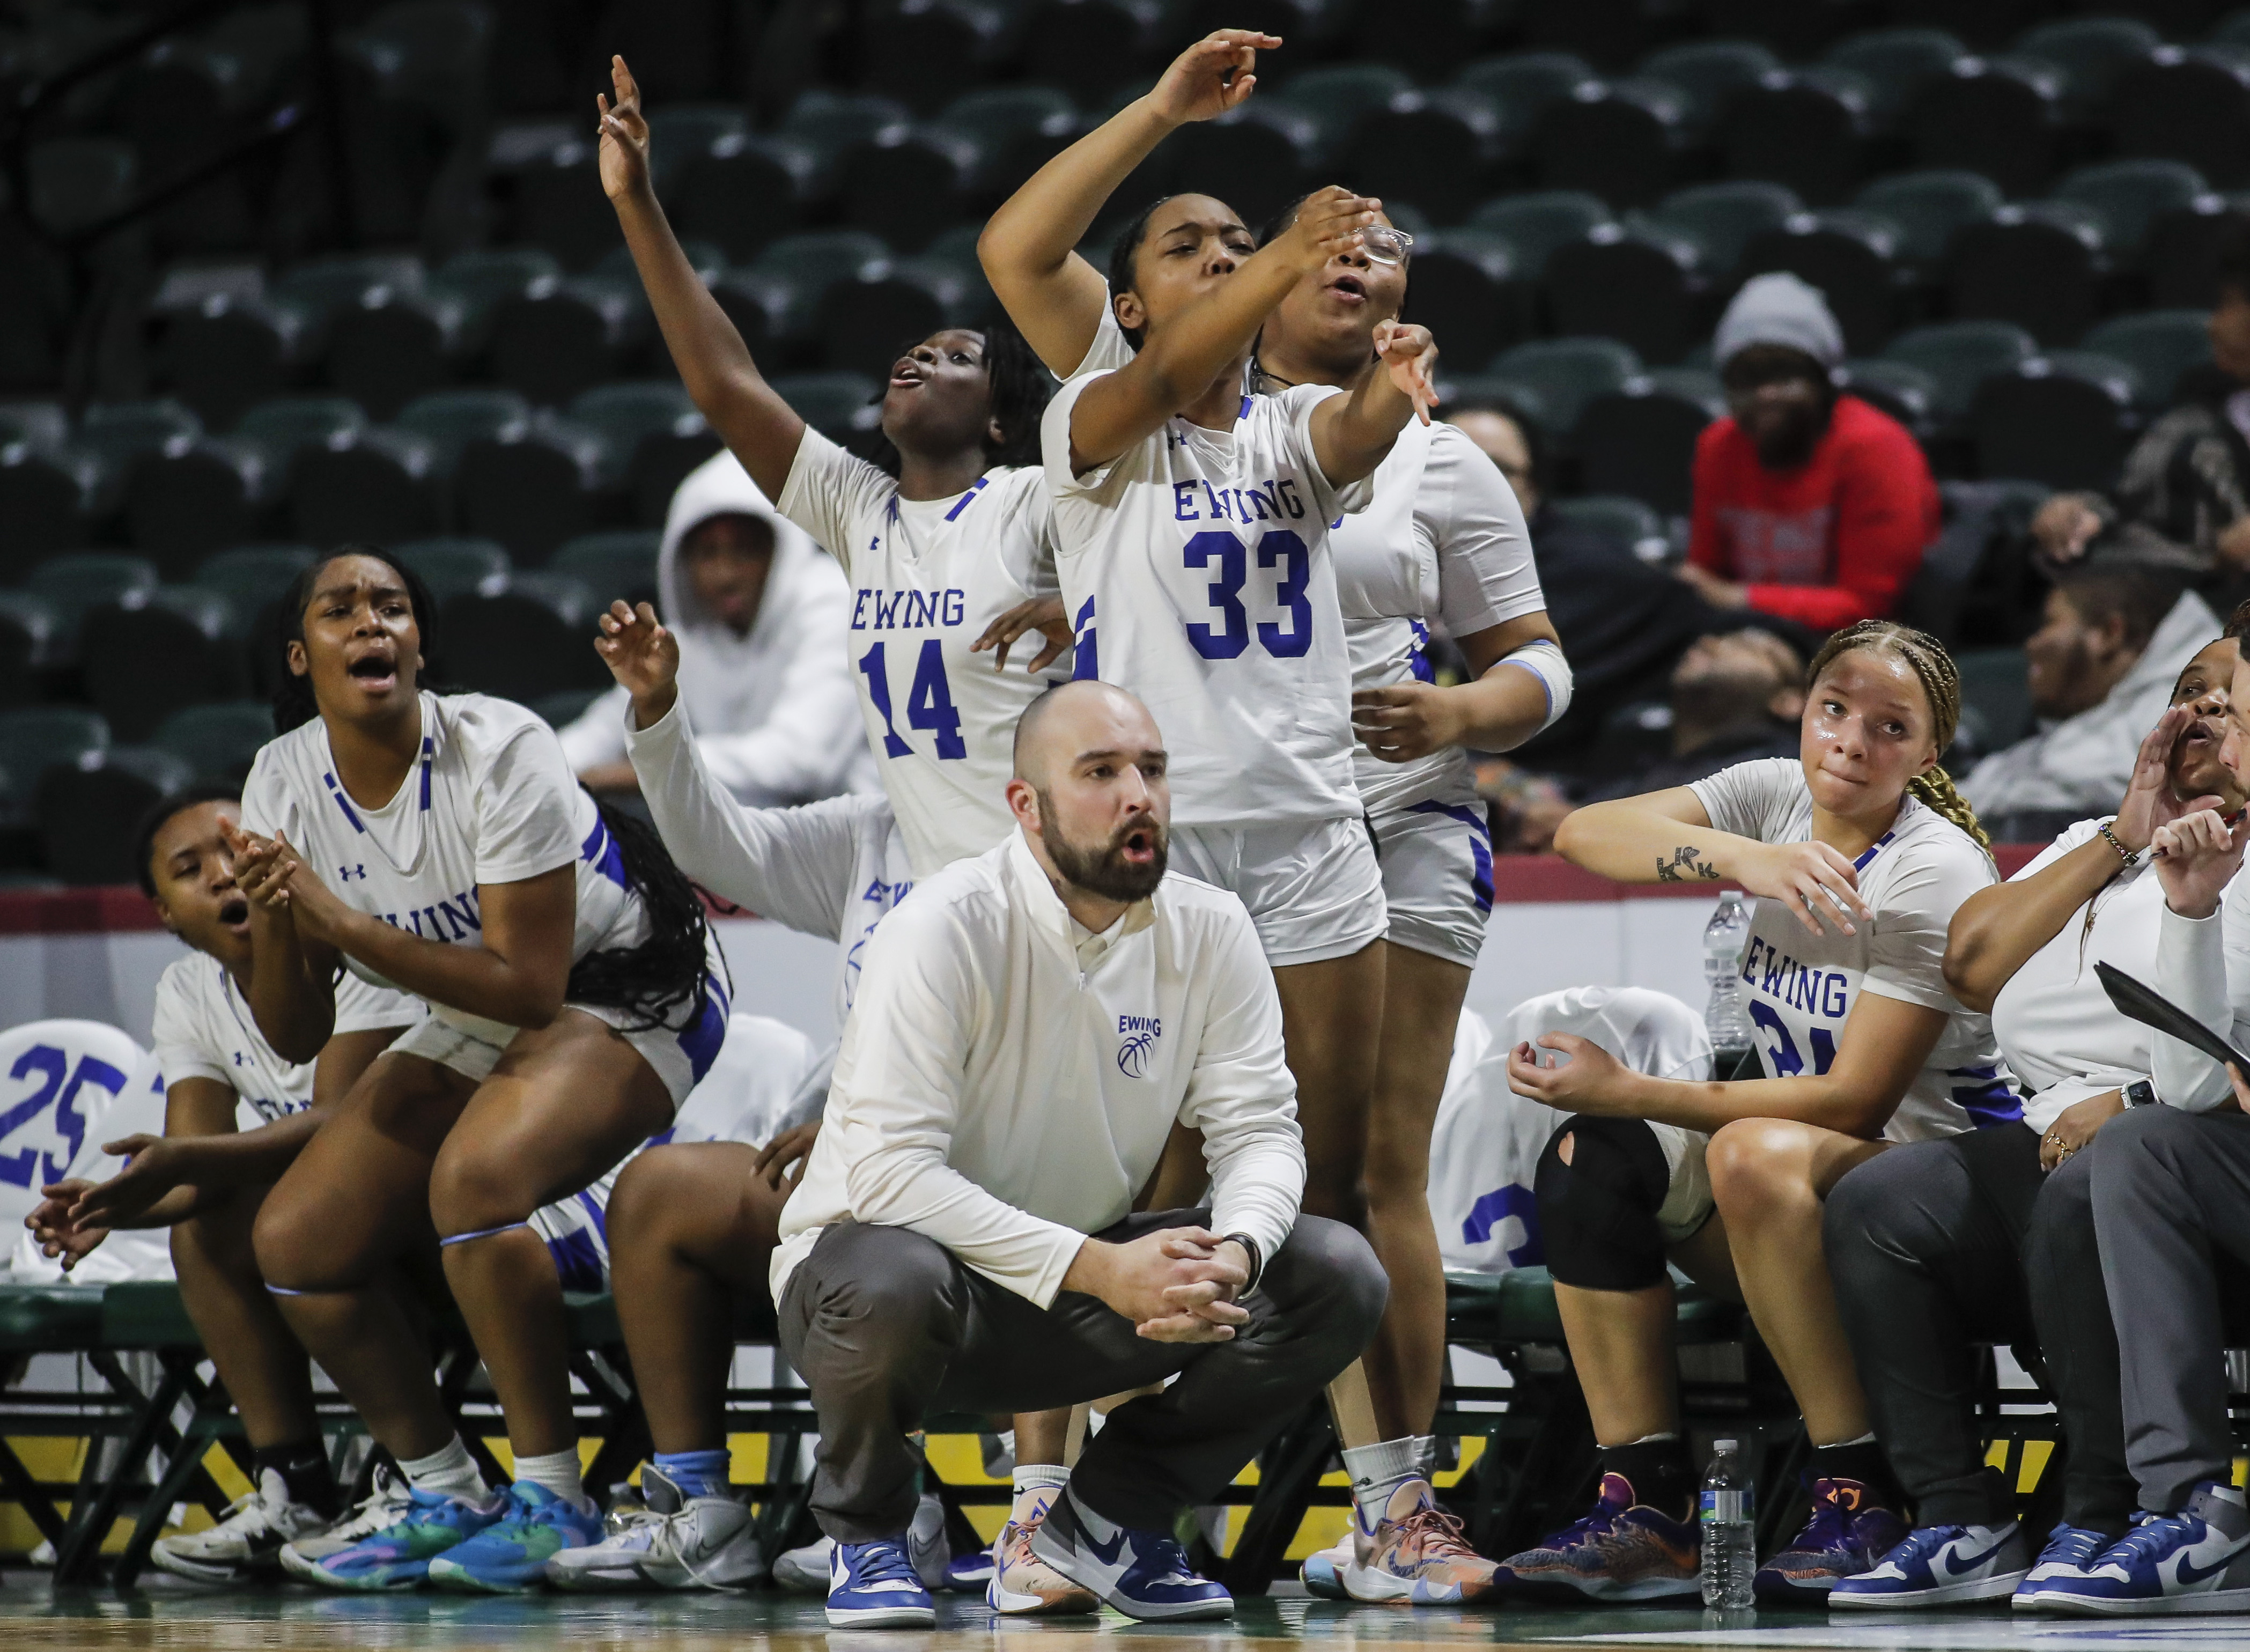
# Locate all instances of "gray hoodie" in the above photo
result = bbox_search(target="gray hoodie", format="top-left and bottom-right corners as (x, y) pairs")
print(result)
(562, 450), (875, 805)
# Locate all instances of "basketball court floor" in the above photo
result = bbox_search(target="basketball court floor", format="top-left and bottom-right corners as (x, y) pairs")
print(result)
(4, 1584), (2249, 1652)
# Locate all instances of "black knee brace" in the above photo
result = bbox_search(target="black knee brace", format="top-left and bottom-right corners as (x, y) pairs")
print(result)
(1535, 1115), (1674, 1290)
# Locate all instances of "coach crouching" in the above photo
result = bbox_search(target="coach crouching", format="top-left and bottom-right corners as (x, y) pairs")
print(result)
(772, 679), (1386, 1627)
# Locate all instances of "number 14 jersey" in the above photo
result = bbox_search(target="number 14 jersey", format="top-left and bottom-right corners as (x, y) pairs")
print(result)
(1041, 374), (1370, 829)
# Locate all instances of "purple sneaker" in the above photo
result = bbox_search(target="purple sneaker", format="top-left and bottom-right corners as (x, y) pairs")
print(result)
(1494, 1472), (1701, 1602)
(1754, 1477), (1908, 1601)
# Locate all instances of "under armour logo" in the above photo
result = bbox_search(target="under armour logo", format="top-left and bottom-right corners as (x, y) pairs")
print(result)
(339, 864), (367, 882)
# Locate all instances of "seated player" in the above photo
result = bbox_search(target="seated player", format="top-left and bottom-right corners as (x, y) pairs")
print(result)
(1826, 630), (2243, 1610)
(772, 679), (1386, 1627)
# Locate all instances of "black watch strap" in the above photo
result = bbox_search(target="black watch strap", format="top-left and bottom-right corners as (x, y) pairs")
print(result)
(2126, 1079), (2157, 1109)
(1221, 1232), (1263, 1295)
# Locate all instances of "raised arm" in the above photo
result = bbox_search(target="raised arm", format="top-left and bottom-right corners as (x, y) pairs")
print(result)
(1065, 187), (1377, 473)
(597, 56), (805, 500)
(1554, 787), (1875, 938)
(979, 29), (1280, 377)
(1305, 319), (1437, 485)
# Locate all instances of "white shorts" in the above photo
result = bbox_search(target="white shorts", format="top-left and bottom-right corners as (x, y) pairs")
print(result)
(386, 966), (733, 1113)
(1370, 795), (1494, 969)
(1650, 1121), (1715, 1243)
(526, 1177), (617, 1292)
(1168, 816), (1388, 968)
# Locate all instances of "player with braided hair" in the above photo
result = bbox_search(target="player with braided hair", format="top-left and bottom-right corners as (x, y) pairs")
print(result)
(1493, 618), (2019, 1605)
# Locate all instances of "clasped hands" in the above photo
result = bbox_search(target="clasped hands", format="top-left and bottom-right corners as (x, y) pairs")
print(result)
(1063, 1225), (1251, 1343)
(217, 821), (352, 945)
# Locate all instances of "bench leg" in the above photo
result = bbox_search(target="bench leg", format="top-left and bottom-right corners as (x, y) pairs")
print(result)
(1220, 1400), (1333, 1597)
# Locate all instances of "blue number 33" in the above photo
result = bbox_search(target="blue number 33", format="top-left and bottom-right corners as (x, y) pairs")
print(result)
(1183, 529), (1312, 661)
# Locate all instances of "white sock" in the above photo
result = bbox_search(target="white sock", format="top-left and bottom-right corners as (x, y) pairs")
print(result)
(1341, 1437), (1423, 1530)
(1012, 1464), (1069, 1522)
(399, 1436), (488, 1503)
(513, 1446), (589, 1511)
(1414, 1435), (1437, 1478)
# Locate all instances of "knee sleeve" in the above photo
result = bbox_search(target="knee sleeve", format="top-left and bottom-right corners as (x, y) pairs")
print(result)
(1535, 1115), (1674, 1290)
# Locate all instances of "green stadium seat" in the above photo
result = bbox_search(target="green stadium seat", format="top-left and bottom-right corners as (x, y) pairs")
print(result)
(1647, 179), (1803, 276)
(1543, 222), (1710, 364)
(1971, 351), (2142, 492)
(27, 552), (160, 646)
(1534, 76), (1696, 209)
(81, 587), (244, 741)
(397, 388), (533, 468)
(1956, 645), (2034, 753)
(393, 536), (511, 607)
(490, 268), (659, 408)
(1884, 319), (2039, 426)
(1352, 88), (1506, 225)
(2113, 45), (2250, 191)
(1455, 51), (1600, 149)
(530, 687), (606, 731)
(821, 260), (987, 379)
(569, 381), (719, 527)
(859, 0), (1021, 115)
(1545, 495), (1667, 558)
(554, 530), (662, 611)
(1467, 191), (1616, 283)
(163, 255), (423, 427)
(121, 436), (279, 576)
(151, 700), (273, 784)
(673, 132), (836, 261)
(1740, 208), (1906, 356)
(286, 426), (441, 545)
(1019, 0), (1169, 104)
(1906, 54), (2065, 199)
(1825, 26), (1970, 127)
(1576, 368), (1726, 514)
(0, 706), (107, 817)
(1161, 103), (1321, 237)
(769, 372), (882, 444)
(1640, 38), (1782, 132)
(1486, 337), (1643, 437)
(439, 573), (610, 701)
(1397, 230), (1525, 373)
(2056, 158), (2210, 263)
(0, 442), (109, 557)
(1837, 357), (1941, 436)
(192, 544), (316, 623)
(453, 413), (622, 564)
(0, 592), (60, 710)
(236, 395), (368, 465)
(1721, 65), (1879, 206)
(2082, 309), (2216, 411)
(1854, 168), (2003, 272)
(38, 746), (194, 883)
(2015, 15), (2161, 116)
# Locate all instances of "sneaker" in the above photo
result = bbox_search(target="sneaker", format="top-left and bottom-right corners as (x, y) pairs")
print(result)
(1493, 1472), (1700, 1603)
(1031, 1487), (1231, 1621)
(827, 1535), (936, 1628)
(1829, 1521), (2028, 1608)
(2012, 1523), (2123, 1613)
(987, 1486), (1096, 1616)
(292, 1484), (503, 1591)
(426, 1479), (603, 1594)
(774, 1533), (835, 1593)
(1300, 1531), (1354, 1600)
(906, 1488), (950, 1590)
(280, 1460), (415, 1582)
(544, 1465), (765, 1591)
(942, 1549), (993, 1593)
(2034, 1484), (2250, 1616)
(1341, 1478), (1500, 1605)
(150, 1467), (333, 1584)
(1753, 1477), (1907, 1601)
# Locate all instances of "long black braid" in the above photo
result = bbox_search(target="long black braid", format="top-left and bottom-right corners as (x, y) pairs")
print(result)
(565, 800), (725, 1034)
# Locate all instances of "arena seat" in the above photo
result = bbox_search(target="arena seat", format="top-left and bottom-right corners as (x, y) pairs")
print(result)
(1160, 103), (1321, 235)
(1956, 644), (2036, 753)
(489, 267), (660, 408)
(1647, 179), (1803, 279)
(1019, 0), (1169, 102)
(1853, 167), (2003, 275)
(191, 544), (315, 627)
(1826, 25), (1971, 128)
(1407, 232), (1526, 375)
(1574, 368), (1725, 513)
(162, 254), (424, 428)
(1542, 222), (1710, 365)
(1836, 357), (1941, 436)
(1545, 493), (1666, 558)
(397, 387), (534, 468)
(1485, 337), (1643, 438)
(768, 372), (883, 444)
(2055, 158), (2212, 270)
(393, 536), (512, 607)
(1971, 350), (2142, 491)
(1353, 88), (1507, 225)
(1721, 66), (1878, 206)
(820, 258), (988, 378)
(859, 0), (1021, 115)
(2014, 14), (2163, 120)
(839, 122), (991, 252)
(1465, 190), (1617, 286)
(1905, 53), (2065, 198)
(442, 573), (609, 700)
(1455, 50), (1602, 150)
(236, 394), (369, 465)
(941, 85), (1083, 208)
(26, 552), (160, 650)
(80, 588), (242, 741)
(1885, 318), (2040, 427)
(453, 413), (622, 564)
(120, 437), (278, 574)
(554, 530), (662, 611)
(38, 748), (194, 883)
(508, 139), (619, 271)
(1947, 202), (2109, 346)
(286, 427), (441, 545)
(79, 400), (202, 472)
(0, 594), (57, 711)
(1531, 77), (1695, 208)
(530, 687), (606, 731)
(1740, 209), (1906, 356)
(150, 701), (274, 785)
(0, 706), (107, 822)
(645, 105), (751, 202)
(1638, 38), (1782, 135)
(0, 439), (107, 556)
(2113, 44), (2250, 189)
(2082, 309), (2216, 411)
(569, 382), (718, 527)
(673, 130), (836, 260)
(326, 248), (560, 419)
(2146, 190), (2250, 308)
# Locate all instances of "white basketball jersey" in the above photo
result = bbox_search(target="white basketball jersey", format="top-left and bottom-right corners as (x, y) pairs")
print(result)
(1689, 758), (2021, 1140)
(779, 430), (1072, 877)
(1042, 374), (1368, 827)
(152, 952), (424, 1125)
(242, 692), (648, 1044)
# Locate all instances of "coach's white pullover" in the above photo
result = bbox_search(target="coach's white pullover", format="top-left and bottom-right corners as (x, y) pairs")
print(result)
(771, 834), (1305, 1306)
(2148, 863), (2250, 1110)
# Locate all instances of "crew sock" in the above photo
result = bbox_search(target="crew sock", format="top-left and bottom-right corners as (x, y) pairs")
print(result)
(1602, 1433), (1695, 1523)
(1012, 1463), (1069, 1524)
(513, 1446), (591, 1512)
(398, 1436), (489, 1503)
(1341, 1437), (1424, 1531)
(253, 1439), (341, 1518)
(653, 1448), (733, 1502)
(1809, 1434), (1899, 1509)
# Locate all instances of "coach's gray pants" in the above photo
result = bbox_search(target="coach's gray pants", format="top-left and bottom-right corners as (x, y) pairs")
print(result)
(776, 1206), (1388, 1542)
(2091, 1104), (2250, 1514)
(1826, 1124), (2130, 1530)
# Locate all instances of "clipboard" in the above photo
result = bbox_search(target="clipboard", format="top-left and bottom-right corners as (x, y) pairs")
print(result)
(2094, 961), (2250, 1076)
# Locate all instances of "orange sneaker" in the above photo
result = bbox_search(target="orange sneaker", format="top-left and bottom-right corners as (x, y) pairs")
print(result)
(1341, 1479), (1500, 1605)
(987, 1487), (1097, 1616)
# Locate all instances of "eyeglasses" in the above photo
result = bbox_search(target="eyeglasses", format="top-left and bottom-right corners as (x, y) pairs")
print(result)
(1359, 226), (1414, 266)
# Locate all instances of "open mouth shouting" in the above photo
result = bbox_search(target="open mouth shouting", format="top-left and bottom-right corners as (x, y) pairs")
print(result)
(1326, 271), (1367, 305)
(1118, 820), (1160, 868)
(344, 647), (399, 695)
(217, 895), (251, 935)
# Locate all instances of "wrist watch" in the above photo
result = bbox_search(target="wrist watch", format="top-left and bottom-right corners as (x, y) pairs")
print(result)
(2124, 1079), (2157, 1109)
(1220, 1232), (1263, 1295)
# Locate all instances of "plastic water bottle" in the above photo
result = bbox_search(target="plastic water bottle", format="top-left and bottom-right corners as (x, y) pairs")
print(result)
(1703, 891), (1753, 1066)
(1700, 1439), (1756, 1610)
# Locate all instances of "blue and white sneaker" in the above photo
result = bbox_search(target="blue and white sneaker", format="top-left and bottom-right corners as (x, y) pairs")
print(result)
(2037, 1484), (2250, 1616)
(941, 1547), (993, 1593)
(2013, 1524), (2123, 1612)
(296, 1485), (503, 1591)
(827, 1535), (937, 1627)
(1830, 1521), (2028, 1608)
(1030, 1487), (1233, 1621)
(426, 1479), (603, 1593)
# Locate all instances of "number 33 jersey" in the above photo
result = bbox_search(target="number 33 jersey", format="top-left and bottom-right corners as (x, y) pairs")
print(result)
(1041, 374), (1371, 829)
(779, 427), (1073, 879)
(1688, 757), (2022, 1140)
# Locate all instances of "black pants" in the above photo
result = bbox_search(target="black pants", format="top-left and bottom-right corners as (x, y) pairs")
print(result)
(776, 1206), (1388, 1542)
(1825, 1124), (2132, 1531)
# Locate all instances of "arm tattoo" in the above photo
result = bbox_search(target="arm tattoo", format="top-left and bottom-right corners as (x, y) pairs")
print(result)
(1657, 845), (1719, 883)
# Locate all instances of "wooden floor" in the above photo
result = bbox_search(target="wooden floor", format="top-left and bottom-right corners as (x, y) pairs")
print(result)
(3, 1581), (2250, 1652)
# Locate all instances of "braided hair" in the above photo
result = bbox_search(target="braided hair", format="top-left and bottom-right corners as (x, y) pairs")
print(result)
(272, 546), (442, 735)
(859, 314), (1053, 477)
(1806, 620), (1990, 852)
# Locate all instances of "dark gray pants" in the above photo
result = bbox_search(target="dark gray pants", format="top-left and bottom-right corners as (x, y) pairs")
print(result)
(1826, 1124), (2132, 1531)
(2090, 1104), (2250, 1514)
(776, 1206), (1388, 1542)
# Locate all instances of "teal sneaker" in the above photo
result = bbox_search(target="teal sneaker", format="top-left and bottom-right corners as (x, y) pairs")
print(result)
(427, 1480), (603, 1594)
(299, 1486), (503, 1591)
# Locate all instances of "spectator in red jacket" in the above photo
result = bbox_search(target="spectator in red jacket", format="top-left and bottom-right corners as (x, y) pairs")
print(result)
(1678, 273), (1940, 632)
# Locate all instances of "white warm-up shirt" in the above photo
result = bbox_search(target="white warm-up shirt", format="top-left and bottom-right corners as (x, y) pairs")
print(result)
(1991, 819), (2250, 1130)
(1041, 373), (1371, 828)
(152, 953), (423, 1125)
(1689, 758), (2018, 1139)
(242, 693), (648, 1044)
(2147, 850), (2250, 1110)
(1332, 419), (1549, 814)
(626, 696), (913, 1029)
(778, 430), (1072, 875)
(773, 833), (1305, 1304)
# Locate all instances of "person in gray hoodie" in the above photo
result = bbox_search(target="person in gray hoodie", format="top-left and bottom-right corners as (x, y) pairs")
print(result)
(560, 449), (874, 804)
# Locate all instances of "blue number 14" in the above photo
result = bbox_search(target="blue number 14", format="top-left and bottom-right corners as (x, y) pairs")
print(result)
(857, 639), (965, 761)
